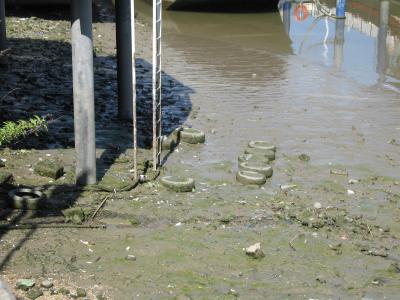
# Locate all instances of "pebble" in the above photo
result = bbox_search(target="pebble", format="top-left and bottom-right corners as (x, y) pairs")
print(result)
(313, 202), (322, 209)
(348, 179), (359, 184)
(40, 280), (53, 289)
(245, 242), (265, 259)
(347, 189), (355, 195)
(280, 184), (297, 191)
(126, 255), (137, 261)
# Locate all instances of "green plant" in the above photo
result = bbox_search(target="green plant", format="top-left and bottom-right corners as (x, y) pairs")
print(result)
(0, 115), (48, 146)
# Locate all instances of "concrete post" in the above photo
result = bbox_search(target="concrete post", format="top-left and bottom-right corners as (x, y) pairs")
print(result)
(334, 18), (345, 70)
(282, 0), (291, 36)
(377, 0), (389, 83)
(71, 0), (96, 185)
(116, 0), (134, 120)
(336, 0), (347, 18)
(0, 0), (6, 52)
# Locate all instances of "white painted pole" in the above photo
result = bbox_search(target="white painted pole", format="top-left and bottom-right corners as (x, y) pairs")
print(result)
(130, 0), (137, 180)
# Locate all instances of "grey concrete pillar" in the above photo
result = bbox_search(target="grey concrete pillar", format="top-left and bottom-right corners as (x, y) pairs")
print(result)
(334, 18), (345, 70)
(116, 0), (134, 120)
(377, 0), (389, 83)
(71, 0), (96, 185)
(0, 0), (6, 52)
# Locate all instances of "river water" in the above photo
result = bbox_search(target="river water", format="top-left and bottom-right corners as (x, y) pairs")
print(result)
(136, 0), (400, 181)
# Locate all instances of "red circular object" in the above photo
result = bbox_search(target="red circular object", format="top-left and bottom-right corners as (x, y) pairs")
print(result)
(294, 4), (309, 21)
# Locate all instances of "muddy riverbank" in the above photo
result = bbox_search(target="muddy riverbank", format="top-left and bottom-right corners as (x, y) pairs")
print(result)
(1, 0), (400, 299)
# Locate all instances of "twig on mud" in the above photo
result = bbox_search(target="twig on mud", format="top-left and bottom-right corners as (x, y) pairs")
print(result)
(0, 223), (106, 230)
(90, 195), (111, 222)
(289, 235), (298, 251)
(0, 88), (20, 103)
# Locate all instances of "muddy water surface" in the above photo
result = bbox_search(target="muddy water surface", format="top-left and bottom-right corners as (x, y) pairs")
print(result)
(137, 0), (400, 180)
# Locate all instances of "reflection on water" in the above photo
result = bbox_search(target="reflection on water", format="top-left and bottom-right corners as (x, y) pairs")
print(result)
(278, 0), (400, 90)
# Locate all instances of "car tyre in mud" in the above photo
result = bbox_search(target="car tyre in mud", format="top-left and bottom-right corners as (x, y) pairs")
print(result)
(239, 161), (273, 178)
(179, 128), (206, 144)
(236, 170), (266, 186)
(161, 176), (195, 192)
(248, 141), (276, 152)
(8, 188), (44, 210)
(244, 147), (275, 161)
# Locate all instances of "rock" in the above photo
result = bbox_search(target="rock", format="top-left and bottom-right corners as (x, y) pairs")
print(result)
(40, 280), (53, 289)
(126, 255), (137, 261)
(348, 179), (359, 184)
(27, 288), (43, 300)
(347, 189), (355, 195)
(16, 279), (35, 291)
(34, 159), (64, 179)
(0, 280), (16, 300)
(76, 288), (87, 298)
(0, 171), (13, 185)
(298, 153), (310, 162)
(0, 160), (5, 168)
(245, 242), (265, 259)
(313, 202), (322, 209)
(315, 275), (327, 284)
(62, 207), (85, 224)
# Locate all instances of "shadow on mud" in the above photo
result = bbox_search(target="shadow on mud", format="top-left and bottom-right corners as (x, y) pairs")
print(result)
(0, 25), (193, 271)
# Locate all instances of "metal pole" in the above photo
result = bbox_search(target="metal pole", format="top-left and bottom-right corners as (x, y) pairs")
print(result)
(130, 0), (137, 180)
(336, 0), (346, 18)
(334, 18), (345, 70)
(377, 0), (389, 84)
(116, 0), (134, 121)
(0, 0), (6, 53)
(71, 0), (96, 185)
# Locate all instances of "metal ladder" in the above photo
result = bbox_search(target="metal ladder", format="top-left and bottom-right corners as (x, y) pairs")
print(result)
(152, 0), (162, 171)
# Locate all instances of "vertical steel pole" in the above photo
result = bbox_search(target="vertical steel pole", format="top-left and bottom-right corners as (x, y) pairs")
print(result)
(334, 18), (345, 70)
(130, 0), (137, 180)
(0, 0), (6, 53)
(116, 0), (134, 121)
(377, 0), (390, 84)
(282, 0), (291, 36)
(336, 0), (346, 18)
(71, 0), (96, 185)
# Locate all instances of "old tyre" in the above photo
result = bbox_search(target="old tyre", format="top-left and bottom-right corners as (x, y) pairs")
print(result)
(248, 141), (276, 152)
(239, 161), (273, 178)
(238, 153), (270, 164)
(179, 128), (206, 144)
(161, 176), (195, 192)
(244, 147), (275, 161)
(236, 170), (266, 186)
(8, 188), (44, 210)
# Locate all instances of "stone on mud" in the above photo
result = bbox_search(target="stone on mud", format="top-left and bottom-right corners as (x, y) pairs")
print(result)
(16, 279), (35, 291)
(245, 242), (265, 259)
(0, 171), (13, 185)
(27, 288), (43, 300)
(40, 280), (53, 289)
(62, 207), (85, 224)
(34, 159), (64, 179)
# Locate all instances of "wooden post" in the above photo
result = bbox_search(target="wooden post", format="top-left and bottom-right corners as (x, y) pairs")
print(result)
(71, 0), (96, 185)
